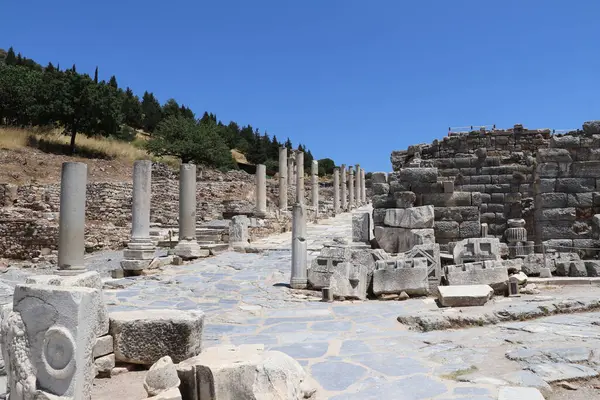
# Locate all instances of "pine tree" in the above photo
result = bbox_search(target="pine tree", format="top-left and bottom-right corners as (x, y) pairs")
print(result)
(46, 62), (55, 73)
(108, 75), (118, 89)
(285, 138), (293, 150)
(16, 53), (23, 65)
(162, 98), (181, 120)
(141, 91), (162, 132)
(94, 67), (99, 83)
(121, 87), (143, 129)
(5, 47), (16, 65)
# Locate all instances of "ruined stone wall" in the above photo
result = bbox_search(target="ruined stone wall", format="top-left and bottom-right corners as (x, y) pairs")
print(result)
(391, 129), (549, 243)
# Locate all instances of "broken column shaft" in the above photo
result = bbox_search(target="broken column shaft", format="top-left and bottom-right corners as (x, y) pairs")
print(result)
(290, 203), (308, 289)
(57, 162), (87, 275)
(255, 164), (267, 216)
(296, 152), (304, 204)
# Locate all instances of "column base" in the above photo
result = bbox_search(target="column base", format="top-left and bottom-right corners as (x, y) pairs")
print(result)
(290, 277), (308, 289)
(56, 267), (87, 276)
(120, 259), (152, 271)
(174, 240), (209, 259)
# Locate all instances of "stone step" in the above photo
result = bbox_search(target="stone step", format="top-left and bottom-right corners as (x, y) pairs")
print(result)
(200, 243), (229, 255)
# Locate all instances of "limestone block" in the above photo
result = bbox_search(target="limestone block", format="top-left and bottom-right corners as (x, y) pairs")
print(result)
(438, 285), (493, 307)
(537, 193), (567, 208)
(434, 206), (479, 222)
(498, 386), (545, 400)
(568, 261), (588, 277)
(147, 388), (182, 400)
(537, 220), (592, 240)
(522, 254), (554, 276)
(93, 335), (113, 358)
(453, 237), (501, 264)
(352, 212), (370, 243)
(392, 191), (416, 208)
(371, 172), (388, 184)
(372, 182), (390, 195)
(372, 194), (394, 209)
(7, 284), (104, 399)
(537, 148), (573, 163)
(585, 260), (600, 277)
(422, 192), (471, 207)
(459, 221), (481, 238)
(389, 180), (410, 193)
(372, 209), (387, 226)
(567, 193), (593, 207)
(123, 249), (155, 260)
(229, 215), (249, 246)
(329, 262), (368, 300)
(551, 135), (580, 148)
(583, 120), (600, 134)
(374, 226), (435, 254)
(555, 178), (595, 193)
(110, 309), (204, 365)
(446, 263), (509, 293)
(538, 208), (576, 221)
(372, 259), (429, 296)
(571, 161), (600, 178)
(398, 168), (438, 183)
(384, 206), (434, 229)
(434, 221), (460, 239)
(471, 175), (491, 184)
(176, 345), (312, 400)
(411, 181), (444, 193)
(94, 354), (115, 376)
(308, 257), (341, 290)
(536, 163), (561, 178)
(536, 179), (556, 193)
(144, 356), (181, 397)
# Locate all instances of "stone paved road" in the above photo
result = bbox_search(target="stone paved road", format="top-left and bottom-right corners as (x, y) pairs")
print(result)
(96, 207), (600, 399)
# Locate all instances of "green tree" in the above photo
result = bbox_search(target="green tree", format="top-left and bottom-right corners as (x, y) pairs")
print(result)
(121, 87), (143, 129)
(94, 67), (99, 83)
(0, 64), (43, 126)
(4, 47), (16, 65)
(141, 91), (162, 132)
(162, 98), (181, 119)
(317, 158), (335, 176)
(108, 75), (118, 89)
(146, 115), (235, 169)
(60, 70), (97, 153)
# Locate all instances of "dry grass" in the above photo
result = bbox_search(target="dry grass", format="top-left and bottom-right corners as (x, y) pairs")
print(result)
(0, 127), (179, 166)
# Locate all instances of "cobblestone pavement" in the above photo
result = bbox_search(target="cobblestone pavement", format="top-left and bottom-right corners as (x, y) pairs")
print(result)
(92, 206), (600, 399)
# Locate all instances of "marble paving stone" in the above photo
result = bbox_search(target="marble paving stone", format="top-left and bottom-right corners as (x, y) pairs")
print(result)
(270, 342), (330, 358)
(310, 361), (367, 391)
(350, 353), (430, 376)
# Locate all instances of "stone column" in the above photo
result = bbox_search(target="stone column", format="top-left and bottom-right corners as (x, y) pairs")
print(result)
(57, 162), (87, 275)
(121, 160), (155, 272)
(361, 169), (366, 203)
(311, 160), (319, 219)
(290, 203), (308, 289)
(279, 147), (288, 210)
(287, 156), (294, 186)
(355, 164), (361, 206)
(255, 164), (267, 216)
(333, 168), (340, 215)
(348, 166), (355, 209)
(340, 164), (347, 211)
(296, 152), (304, 204)
(175, 163), (204, 259)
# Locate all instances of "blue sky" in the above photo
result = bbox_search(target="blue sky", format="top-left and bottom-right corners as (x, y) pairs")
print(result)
(2, 1), (600, 171)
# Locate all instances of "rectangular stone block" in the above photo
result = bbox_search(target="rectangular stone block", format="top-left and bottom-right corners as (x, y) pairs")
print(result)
(571, 161), (600, 178)
(389, 181), (410, 193)
(443, 180), (454, 193)
(372, 182), (390, 195)
(398, 168), (438, 183)
(12, 284), (103, 398)
(374, 226), (435, 254)
(470, 175), (491, 185)
(453, 237), (501, 264)
(504, 193), (522, 204)
(471, 192), (482, 206)
(459, 221), (481, 238)
(372, 259), (429, 296)
(537, 193), (567, 208)
(93, 335), (114, 358)
(490, 193), (505, 203)
(372, 194), (394, 209)
(485, 184), (511, 193)
(446, 264), (509, 293)
(308, 257), (343, 289)
(392, 191), (417, 208)
(352, 212), (371, 243)
(434, 221), (460, 239)
(411, 182), (444, 193)
(329, 262), (369, 300)
(538, 208), (576, 221)
(537, 148), (572, 163)
(556, 178), (596, 193)
(434, 206), (479, 222)
(536, 179), (556, 193)
(567, 193), (593, 207)
(371, 172), (388, 184)
(422, 192), (471, 207)
(438, 285), (493, 307)
(384, 206), (434, 229)
(538, 220), (592, 240)
(372, 209), (386, 226)
(123, 248), (155, 260)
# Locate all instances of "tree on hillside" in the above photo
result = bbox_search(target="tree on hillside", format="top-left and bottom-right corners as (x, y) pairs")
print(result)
(146, 115), (235, 169)
(317, 158), (335, 176)
(60, 70), (97, 153)
(141, 91), (162, 132)
(0, 64), (43, 126)
(285, 138), (293, 151)
(162, 98), (181, 120)
(108, 75), (118, 89)
(94, 67), (99, 83)
(121, 87), (143, 129)
(4, 47), (16, 65)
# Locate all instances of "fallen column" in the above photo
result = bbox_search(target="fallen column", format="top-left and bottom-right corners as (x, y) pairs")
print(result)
(279, 147), (288, 210)
(333, 168), (340, 215)
(290, 203), (308, 289)
(174, 163), (205, 259)
(255, 164), (267, 216)
(121, 160), (155, 273)
(340, 164), (347, 211)
(57, 162), (87, 275)
(311, 160), (319, 220)
(296, 152), (304, 204)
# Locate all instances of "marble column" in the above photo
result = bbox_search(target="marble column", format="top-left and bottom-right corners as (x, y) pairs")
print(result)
(340, 164), (347, 211)
(255, 164), (267, 216)
(361, 169), (367, 203)
(279, 147), (288, 210)
(333, 168), (340, 215)
(57, 162), (87, 275)
(355, 164), (361, 206)
(348, 166), (355, 209)
(287, 156), (294, 186)
(290, 203), (308, 289)
(311, 160), (319, 219)
(121, 160), (155, 272)
(296, 152), (304, 204)
(175, 163), (204, 259)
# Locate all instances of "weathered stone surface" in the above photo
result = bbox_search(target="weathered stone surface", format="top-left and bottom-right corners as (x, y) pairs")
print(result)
(434, 221), (459, 239)
(176, 345), (313, 400)
(372, 194), (394, 209)
(498, 386), (545, 400)
(372, 259), (429, 296)
(398, 168), (438, 183)
(374, 226), (435, 253)
(585, 260), (600, 277)
(537, 148), (572, 163)
(147, 387), (182, 400)
(583, 120), (600, 134)
(372, 209), (386, 226)
(527, 362), (599, 383)
(438, 285), (493, 307)
(329, 262), (368, 300)
(371, 183), (390, 195)
(538, 208), (576, 221)
(434, 206), (479, 222)
(94, 353), (115, 376)
(144, 356), (181, 396)
(352, 212), (370, 243)
(384, 206), (434, 229)
(446, 262), (508, 293)
(371, 172), (388, 184)
(568, 261), (588, 277)
(459, 220), (481, 238)
(571, 161), (600, 178)
(537, 193), (567, 208)
(93, 335), (113, 358)
(422, 192), (471, 207)
(555, 178), (595, 193)
(110, 309), (204, 365)
(522, 254), (554, 276)
(392, 191), (416, 208)
(453, 238), (501, 264)
(5, 284), (103, 399)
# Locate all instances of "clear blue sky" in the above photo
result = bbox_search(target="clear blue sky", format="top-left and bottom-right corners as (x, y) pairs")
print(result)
(2, 1), (599, 172)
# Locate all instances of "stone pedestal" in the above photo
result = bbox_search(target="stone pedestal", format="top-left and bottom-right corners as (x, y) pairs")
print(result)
(333, 168), (340, 215)
(229, 215), (250, 251)
(348, 166), (355, 210)
(311, 160), (319, 220)
(255, 164), (267, 216)
(175, 164), (204, 259)
(506, 218), (528, 259)
(340, 164), (347, 211)
(279, 147), (287, 210)
(355, 164), (361, 206)
(121, 160), (155, 272)
(290, 203), (308, 289)
(296, 152), (304, 204)
(57, 162), (87, 275)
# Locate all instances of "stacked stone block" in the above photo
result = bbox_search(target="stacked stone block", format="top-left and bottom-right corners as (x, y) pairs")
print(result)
(372, 258), (429, 296)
